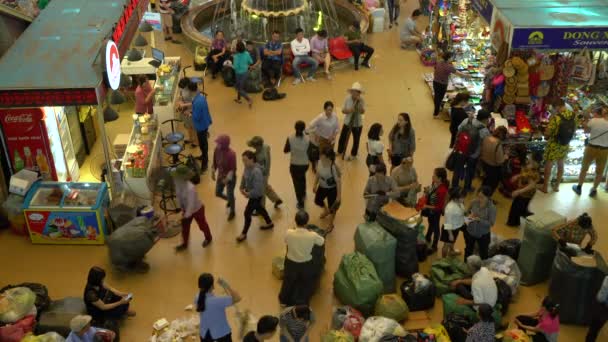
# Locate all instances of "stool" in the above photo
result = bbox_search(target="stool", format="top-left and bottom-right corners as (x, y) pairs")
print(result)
(162, 119), (185, 145)
(164, 143), (183, 166)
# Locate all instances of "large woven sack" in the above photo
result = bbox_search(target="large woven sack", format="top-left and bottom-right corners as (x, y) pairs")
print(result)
(334, 252), (384, 316)
(0, 287), (36, 323)
(376, 208), (420, 277)
(488, 238), (521, 260)
(107, 216), (158, 268)
(21, 332), (66, 342)
(355, 222), (398, 293)
(359, 316), (407, 342)
(442, 294), (503, 327)
(548, 250), (608, 324)
(400, 274), (436, 311)
(36, 297), (86, 337)
(0, 283), (50, 314)
(518, 211), (565, 285)
(322, 330), (355, 342)
(0, 315), (36, 341)
(430, 258), (471, 296)
(374, 294), (409, 322)
(484, 254), (521, 295)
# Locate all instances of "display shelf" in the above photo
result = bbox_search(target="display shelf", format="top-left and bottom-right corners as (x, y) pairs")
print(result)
(152, 56), (181, 130)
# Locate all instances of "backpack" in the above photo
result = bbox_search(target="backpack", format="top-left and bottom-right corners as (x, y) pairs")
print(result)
(222, 66), (236, 87)
(555, 114), (576, 145)
(454, 119), (481, 156)
(262, 87), (286, 101)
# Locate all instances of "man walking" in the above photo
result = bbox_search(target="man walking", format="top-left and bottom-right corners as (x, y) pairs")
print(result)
(237, 151), (274, 243)
(192, 89), (213, 172)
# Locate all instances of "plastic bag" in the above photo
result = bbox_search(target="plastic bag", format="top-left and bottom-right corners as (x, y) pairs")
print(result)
(322, 330), (355, 342)
(359, 316), (406, 342)
(422, 324), (451, 342)
(484, 254), (521, 295)
(0, 287), (36, 323)
(107, 216), (158, 268)
(412, 273), (431, 293)
(235, 308), (257, 339)
(374, 294), (409, 322)
(400, 275), (436, 312)
(169, 315), (199, 339)
(502, 329), (531, 342)
(0, 283), (51, 314)
(21, 332), (66, 342)
(331, 306), (364, 338)
(430, 258), (471, 296)
(355, 222), (398, 292)
(272, 256), (285, 280)
(333, 252), (384, 316)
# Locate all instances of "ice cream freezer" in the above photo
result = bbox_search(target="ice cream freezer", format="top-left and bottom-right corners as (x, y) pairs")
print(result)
(22, 182), (110, 245)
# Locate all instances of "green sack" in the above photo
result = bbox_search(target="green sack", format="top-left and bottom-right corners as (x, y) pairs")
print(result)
(442, 293), (503, 326)
(430, 258), (471, 296)
(518, 210), (565, 285)
(374, 294), (409, 322)
(355, 222), (397, 293)
(334, 252), (384, 316)
(322, 330), (355, 342)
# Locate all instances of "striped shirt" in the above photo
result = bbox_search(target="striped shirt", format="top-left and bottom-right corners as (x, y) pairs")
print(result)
(280, 307), (312, 341)
(434, 61), (456, 85)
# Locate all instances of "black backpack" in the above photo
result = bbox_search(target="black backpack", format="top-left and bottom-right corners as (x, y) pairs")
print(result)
(222, 66), (236, 87)
(555, 114), (576, 145)
(262, 87), (286, 101)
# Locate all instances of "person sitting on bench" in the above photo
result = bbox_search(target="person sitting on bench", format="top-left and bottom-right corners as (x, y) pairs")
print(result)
(291, 28), (319, 85)
(400, 9), (423, 49)
(344, 21), (374, 70)
(262, 30), (284, 88)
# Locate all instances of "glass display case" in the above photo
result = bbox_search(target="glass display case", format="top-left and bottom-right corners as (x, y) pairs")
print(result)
(152, 56), (181, 127)
(23, 182), (110, 245)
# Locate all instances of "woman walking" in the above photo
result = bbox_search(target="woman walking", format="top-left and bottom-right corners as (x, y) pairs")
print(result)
(366, 123), (385, 175)
(387, 113), (416, 170)
(284, 121), (311, 209)
(196, 273), (241, 342)
(212, 135), (237, 221)
(441, 187), (465, 258)
(449, 92), (471, 148)
(422, 167), (449, 253)
(172, 165), (213, 251)
(464, 186), (496, 260)
(233, 41), (254, 108)
(314, 148), (341, 232)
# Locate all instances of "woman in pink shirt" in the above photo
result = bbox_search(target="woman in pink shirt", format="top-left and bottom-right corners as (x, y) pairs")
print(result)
(172, 165), (213, 251)
(515, 296), (560, 342)
(134, 75), (155, 115)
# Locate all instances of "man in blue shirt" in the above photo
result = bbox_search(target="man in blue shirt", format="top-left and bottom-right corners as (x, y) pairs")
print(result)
(262, 30), (283, 87)
(192, 86), (213, 172)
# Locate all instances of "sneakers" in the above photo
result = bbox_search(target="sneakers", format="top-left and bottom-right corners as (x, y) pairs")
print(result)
(202, 239), (212, 248)
(361, 63), (371, 69)
(293, 78), (302, 85)
(260, 223), (274, 230)
(274, 199), (283, 209)
(306, 76), (316, 82)
(174, 244), (187, 252)
(572, 184), (582, 195)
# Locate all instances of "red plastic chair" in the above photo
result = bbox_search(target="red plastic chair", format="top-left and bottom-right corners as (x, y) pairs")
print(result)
(329, 37), (353, 60)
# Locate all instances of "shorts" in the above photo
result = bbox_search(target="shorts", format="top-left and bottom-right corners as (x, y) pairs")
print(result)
(314, 186), (338, 210)
(390, 154), (404, 167)
(581, 145), (608, 175)
(440, 225), (462, 243)
(161, 13), (173, 29)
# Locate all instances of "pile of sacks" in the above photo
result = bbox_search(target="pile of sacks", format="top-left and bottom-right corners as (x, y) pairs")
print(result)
(150, 316), (199, 342)
(0, 287), (39, 341)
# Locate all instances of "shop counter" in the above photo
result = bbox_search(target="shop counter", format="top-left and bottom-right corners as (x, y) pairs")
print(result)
(153, 56), (181, 129)
(120, 118), (162, 206)
(121, 57), (156, 75)
(23, 182), (110, 245)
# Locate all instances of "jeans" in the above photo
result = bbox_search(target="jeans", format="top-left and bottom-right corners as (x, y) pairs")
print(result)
(337, 125), (363, 157)
(348, 43), (374, 68)
(181, 206), (212, 245)
(196, 129), (209, 170)
(215, 178), (236, 215)
(242, 197), (272, 236)
(293, 55), (319, 78)
(482, 162), (502, 195)
(235, 72), (250, 102)
(387, 0), (399, 23)
(463, 229), (491, 260)
(425, 212), (441, 248)
(433, 81), (448, 116)
(289, 164), (309, 206)
(451, 156), (477, 191)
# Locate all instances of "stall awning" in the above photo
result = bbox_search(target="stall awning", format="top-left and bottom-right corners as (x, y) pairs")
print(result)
(0, 0), (147, 107)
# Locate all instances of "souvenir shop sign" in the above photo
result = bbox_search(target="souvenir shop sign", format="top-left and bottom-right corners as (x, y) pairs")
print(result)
(512, 27), (608, 50)
(471, 0), (493, 24)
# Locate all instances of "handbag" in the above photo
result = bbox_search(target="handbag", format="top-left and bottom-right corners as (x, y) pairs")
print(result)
(445, 151), (458, 171)
(415, 196), (427, 212)
(572, 48), (593, 81)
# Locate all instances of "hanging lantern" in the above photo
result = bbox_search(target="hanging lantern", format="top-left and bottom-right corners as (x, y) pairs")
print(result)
(139, 21), (154, 32)
(103, 107), (119, 122)
(110, 90), (126, 105)
(127, 48), (142, 61)
(134, 34), (148, 47)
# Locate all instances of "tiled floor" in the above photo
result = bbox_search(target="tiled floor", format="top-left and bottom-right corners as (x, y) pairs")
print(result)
(1, 2), (607, 341)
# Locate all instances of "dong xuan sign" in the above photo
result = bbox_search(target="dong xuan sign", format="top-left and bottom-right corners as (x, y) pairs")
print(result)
(512, 27), (608, 50)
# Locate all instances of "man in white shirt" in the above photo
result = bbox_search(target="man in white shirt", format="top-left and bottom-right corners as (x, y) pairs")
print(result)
(279, 211), (325, 305)
(290, 28), (319, 85)
(400, 9), (423, 49)
(450, 256), (498, 308)
(573, 107), (608, 197)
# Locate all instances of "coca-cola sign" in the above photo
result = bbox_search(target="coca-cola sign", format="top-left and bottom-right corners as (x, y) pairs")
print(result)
(4, 113), (33, 123)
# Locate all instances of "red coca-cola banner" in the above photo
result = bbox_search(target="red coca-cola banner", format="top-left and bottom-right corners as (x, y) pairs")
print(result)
(0, 108), (57, 180)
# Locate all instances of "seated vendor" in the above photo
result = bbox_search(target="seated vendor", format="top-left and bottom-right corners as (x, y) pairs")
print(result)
(552, 213), (597, 252)
(514, 296), (560, 342)
(279, 211), (325, 306)
(400, 9), (423, 49)
(450, 256), (498, 308)
(67, 315), (115, 342)
(390, 156), (419, 207)
(364, 163), (399, 221)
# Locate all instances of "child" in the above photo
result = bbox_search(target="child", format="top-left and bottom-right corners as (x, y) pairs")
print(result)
(233, 41), (253, 108)
(172, 165), (212, 251)
(515, 297), (560, 342)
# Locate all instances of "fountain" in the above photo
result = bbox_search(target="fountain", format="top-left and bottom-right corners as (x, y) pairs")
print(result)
(181, 0), (368, 46)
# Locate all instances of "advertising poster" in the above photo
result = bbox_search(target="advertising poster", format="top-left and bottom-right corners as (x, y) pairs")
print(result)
(25, 210), (103, 245)
(0, 108), (57, 180)
(512, 27), (608, 50)
(142, 12), (162, 31)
